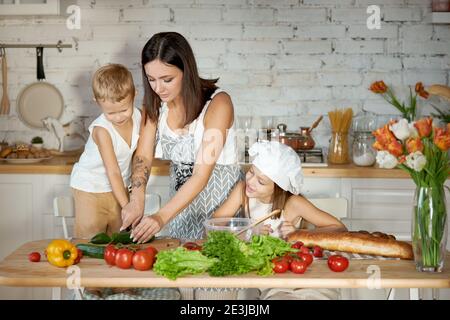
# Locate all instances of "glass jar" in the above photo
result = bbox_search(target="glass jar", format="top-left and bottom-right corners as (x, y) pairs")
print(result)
(328, 132), (350, 164)
(352, 131), (376, 167)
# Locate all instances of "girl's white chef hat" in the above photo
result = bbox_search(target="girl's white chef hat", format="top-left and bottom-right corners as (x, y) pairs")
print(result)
(248, 141), (303, 195)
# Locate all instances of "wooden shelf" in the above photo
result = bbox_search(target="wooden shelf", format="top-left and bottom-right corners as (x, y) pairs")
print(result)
(431, 12), (450, 23)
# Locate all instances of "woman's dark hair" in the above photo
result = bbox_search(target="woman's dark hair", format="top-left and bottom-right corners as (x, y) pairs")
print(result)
(141, 32), (219, 125)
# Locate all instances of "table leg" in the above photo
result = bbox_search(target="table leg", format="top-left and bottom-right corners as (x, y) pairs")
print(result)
(409, 288), (420, 300)
(51, 287), (61, 300)
(387, 288), (396, 300)
(432, 288), (440, 300)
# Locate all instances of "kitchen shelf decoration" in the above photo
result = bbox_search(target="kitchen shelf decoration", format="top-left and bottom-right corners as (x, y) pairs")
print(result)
(369, 81), (429, 122)
(372, 117), (449, 273)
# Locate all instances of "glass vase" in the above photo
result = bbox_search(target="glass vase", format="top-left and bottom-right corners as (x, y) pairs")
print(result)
(412, 186), (448, 272)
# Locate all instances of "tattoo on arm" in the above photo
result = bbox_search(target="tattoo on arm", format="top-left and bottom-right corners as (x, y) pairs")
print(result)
(131, 156), (150, 190)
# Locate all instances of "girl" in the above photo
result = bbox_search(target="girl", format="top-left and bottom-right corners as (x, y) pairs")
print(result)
(213, 141), (347, 300)
(213, 141), (347, 238)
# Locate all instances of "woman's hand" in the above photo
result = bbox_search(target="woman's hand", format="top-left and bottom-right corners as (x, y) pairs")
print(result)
(131, 214), (163, 244)
(120, 199), (144, 231)
(279, 221), (297, 239)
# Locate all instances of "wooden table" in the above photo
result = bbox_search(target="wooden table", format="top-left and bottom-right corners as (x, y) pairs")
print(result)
(1, 240), (449, 293)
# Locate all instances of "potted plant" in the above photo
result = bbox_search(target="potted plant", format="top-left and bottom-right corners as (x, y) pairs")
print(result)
(31, 136), (44, 149)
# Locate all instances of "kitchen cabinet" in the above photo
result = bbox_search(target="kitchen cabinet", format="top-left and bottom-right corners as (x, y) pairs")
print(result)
(0, 173), (449, 299)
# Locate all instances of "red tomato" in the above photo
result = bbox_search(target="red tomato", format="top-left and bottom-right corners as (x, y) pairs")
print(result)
(28, 252), (41, 262)
(145, 246), (158, 258)
(115, 248), (134, 269)
(300, 246), (311, 254)
(183, 242), (202, 251)
(282, 253), (296, 264)
(297, 253), (313, 266)
(272, 258), (289, 273)
(328, 255), (349, 272)
(104, 244), (118, 266)
(291, 241), (304, 249)
(74, 248), (83, 264)
(132, 250), (154, 271)
(313, 246), (323, 258)
(290, 260), (308, 274)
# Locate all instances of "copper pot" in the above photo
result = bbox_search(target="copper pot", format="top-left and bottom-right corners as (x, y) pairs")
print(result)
(298, 127), (315, 150)
(277, 124), (304, 151)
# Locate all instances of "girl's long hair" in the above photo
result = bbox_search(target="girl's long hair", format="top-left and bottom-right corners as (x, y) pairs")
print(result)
(242, 183), (294, 219)
(141, 32), (218, 125)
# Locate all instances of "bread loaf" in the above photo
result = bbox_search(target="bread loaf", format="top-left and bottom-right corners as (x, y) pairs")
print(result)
(287, 230), (413, 260)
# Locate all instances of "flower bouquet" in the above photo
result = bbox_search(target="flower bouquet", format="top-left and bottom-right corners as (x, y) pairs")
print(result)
(370, 81), (429, 122)
(373, 117), (450, 272)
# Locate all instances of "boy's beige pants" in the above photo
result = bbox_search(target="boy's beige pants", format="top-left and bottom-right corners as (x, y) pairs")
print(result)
(72, 188), (123, 239)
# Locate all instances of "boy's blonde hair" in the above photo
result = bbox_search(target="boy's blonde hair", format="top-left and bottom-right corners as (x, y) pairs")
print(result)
(92, 64), (135, 102)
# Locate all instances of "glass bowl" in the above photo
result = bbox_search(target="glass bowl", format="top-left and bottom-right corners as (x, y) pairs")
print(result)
(203, 217), (254, 241)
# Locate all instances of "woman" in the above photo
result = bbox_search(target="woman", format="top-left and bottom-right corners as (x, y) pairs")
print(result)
(121, 32), (241, 246)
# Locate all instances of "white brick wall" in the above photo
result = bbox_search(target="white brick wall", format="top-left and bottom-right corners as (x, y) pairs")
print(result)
(0, 0), (448, 150)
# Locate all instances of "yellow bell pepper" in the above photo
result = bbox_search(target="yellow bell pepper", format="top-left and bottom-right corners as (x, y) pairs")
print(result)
(46, 239), (78, 268)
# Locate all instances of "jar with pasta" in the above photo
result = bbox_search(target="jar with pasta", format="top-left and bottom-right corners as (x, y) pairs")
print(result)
(328, 108), (353, 164)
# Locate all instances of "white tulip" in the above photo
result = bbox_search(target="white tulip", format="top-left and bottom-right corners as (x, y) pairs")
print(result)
(389, 119), (411, 140)
(375, 151), (398, 169)
(405, 151), (427, 172)
(408, 122), (419, 138)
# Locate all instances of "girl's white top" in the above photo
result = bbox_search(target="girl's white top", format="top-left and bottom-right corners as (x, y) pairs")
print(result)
(70, 107), (141, 193)
(248, 197), (284, 238)
(154, 89), (238, 165)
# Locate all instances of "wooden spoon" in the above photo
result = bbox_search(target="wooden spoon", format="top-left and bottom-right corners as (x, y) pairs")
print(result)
(235, 209), (282, 237)
(307, 115), (323, 134)
(1, 48), (10, 115)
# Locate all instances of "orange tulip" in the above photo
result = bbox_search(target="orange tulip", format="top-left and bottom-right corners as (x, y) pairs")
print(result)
(415, 82), (424, 94)
(373, 140), (385, 151)
(387, 140), (404, 157)
(406, 137), (424, 154)
(414, 117), (433, 138)
(369, 81), (388, 94)
(373, 124), (397, 147)
(433, 127), (450, 151)
(398, 155), (407, 164)
(415, 82), (429, 99)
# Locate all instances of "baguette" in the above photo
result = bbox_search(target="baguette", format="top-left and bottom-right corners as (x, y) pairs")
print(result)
(287, 230), (413, 260)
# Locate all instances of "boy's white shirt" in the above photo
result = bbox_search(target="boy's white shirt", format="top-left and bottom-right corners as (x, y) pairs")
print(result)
(70, 107), (141, 193)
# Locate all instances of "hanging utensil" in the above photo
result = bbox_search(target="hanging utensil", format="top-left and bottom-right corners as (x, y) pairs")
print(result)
(1, 48), (10, 115)
(16, 47), (64, 129)
(234, 209), (282, 237)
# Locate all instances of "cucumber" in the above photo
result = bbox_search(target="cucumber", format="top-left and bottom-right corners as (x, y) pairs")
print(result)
(89, 232), (111, 244)
(111, 231), (133, 244)
(89, 231), (156, 246)
(76, 243), (105, 259)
